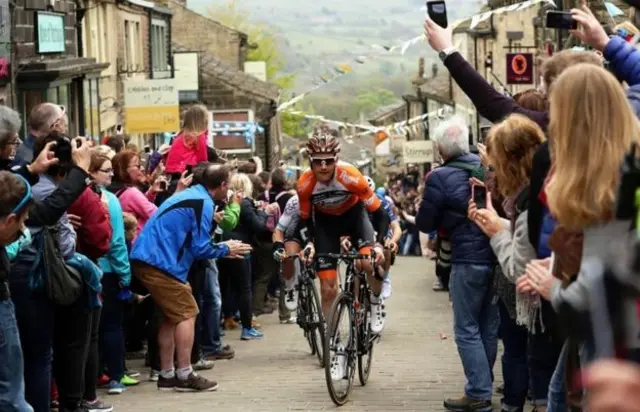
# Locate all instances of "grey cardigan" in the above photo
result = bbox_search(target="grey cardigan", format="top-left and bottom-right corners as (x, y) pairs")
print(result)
(490, 210), (542, 331)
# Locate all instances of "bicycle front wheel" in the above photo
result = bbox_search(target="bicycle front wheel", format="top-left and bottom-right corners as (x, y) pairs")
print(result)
(306, 277), (325, 367)
(357, 289), (374, 386)
(324, 293), (356, 406)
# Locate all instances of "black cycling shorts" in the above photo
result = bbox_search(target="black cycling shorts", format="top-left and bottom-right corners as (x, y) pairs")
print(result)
(284, 225), (306, 245)
(314, 202), (375, 271)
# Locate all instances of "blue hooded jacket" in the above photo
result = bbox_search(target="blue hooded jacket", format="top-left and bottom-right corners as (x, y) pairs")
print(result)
(416, 153), (495, 264)
(130, 184), (230, 283)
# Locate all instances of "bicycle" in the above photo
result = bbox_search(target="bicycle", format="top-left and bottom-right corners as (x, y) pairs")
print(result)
(279, 254), (325, 367)
(321, 250), (381, 406)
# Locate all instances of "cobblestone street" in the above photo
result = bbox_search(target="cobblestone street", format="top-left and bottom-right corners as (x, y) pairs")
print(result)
(110, 257), (497, 411)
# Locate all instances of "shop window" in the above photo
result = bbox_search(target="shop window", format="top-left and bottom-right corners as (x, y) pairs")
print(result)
(151, 19), (168, 76)
(83, 78), (101, 139)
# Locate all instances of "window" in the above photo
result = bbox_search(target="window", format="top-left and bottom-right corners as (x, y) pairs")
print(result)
(124, 20), (131, 70)
(151, 19), (168, 74)
(83, 78), (101, 139)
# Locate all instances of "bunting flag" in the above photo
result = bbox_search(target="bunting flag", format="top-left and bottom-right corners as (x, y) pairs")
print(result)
(284, 110), (377, 131)
(277, 0), (556, 112)
(604, 1), (624, 17)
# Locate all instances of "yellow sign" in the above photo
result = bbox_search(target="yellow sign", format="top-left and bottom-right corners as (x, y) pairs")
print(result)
(124, 106), (179, 134)
(124, 79), (180, 134)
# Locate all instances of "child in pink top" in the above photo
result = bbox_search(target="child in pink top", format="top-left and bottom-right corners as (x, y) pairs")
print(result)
(165, 104), (210, 174)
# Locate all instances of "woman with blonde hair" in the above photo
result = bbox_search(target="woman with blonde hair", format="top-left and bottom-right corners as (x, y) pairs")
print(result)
(164, 104), (209, 175)
(218, 173), (278, 340)
(468, 114), (545, 412)
(516, 63), (640, 411)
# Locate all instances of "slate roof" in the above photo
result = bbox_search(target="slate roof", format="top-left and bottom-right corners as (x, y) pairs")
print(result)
(172, 42), (281, 102)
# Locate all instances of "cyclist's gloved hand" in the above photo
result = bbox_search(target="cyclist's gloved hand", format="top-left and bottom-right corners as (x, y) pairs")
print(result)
(340, 236), (352, 252)
(383, 237), (397, 253)
(302, 242), (315, 266)
(273, 241), (285, 261)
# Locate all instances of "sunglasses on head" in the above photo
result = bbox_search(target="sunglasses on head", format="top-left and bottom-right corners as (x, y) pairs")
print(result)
(9, 174), (32, 216)
(310, 157), (336, 166)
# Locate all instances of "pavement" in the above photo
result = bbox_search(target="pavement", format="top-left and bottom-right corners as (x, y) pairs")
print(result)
(106, 257), (504, 411)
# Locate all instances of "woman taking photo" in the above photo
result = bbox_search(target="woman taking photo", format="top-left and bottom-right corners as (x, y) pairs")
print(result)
(468, 114), (545, 412)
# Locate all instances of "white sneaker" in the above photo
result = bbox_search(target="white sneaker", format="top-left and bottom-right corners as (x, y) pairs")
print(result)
(369, 298), (385, 334)
(149, 370), (160, 382)
(284, 288), (298, 311)
(330, 344), (347, 380)
(381, 277), (392, 299)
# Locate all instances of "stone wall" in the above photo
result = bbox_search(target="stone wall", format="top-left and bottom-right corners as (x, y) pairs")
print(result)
(167, 0), (247, 70)
(14, 0), (78, 62)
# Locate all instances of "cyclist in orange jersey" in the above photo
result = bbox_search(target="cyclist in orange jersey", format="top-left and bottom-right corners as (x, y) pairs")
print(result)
(296, 132), (389, 334)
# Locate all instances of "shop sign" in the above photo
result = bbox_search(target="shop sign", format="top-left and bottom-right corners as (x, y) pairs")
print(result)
(124, 79), (179, 134)
(402, 140), (435, 164)
(506, 53), (533, 85)
(35, 11), (65, 54)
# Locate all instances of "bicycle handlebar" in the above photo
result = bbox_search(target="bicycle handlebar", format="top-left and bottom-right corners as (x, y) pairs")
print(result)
(314, 251), (375, 261)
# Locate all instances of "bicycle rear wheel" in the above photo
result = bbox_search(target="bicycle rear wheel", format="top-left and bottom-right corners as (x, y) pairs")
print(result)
(306, 278), (325, 367)
(297, 284), (316, 355)
(324, 293), (356, 406)
(357, 288), (374, 386)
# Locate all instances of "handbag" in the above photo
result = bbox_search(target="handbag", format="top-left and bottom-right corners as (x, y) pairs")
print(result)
(40, 225), (84, 306)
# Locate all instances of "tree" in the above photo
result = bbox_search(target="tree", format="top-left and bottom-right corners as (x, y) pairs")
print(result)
(207, 0), (301, 135)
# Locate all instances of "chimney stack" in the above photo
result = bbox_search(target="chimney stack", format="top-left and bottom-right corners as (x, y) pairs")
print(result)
(418, 57), (425, 78)
(432, 62), (438, 78)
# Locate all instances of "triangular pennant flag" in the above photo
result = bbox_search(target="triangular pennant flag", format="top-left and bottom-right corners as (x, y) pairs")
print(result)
(605, 1), (624, 17)
(400, 40), (412, 55)
(355, 56), (367, 64)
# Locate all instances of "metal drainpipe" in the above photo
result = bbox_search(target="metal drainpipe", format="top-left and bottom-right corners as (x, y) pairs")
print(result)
(473, 35), (480, 145)
(76, 7), (87, 137)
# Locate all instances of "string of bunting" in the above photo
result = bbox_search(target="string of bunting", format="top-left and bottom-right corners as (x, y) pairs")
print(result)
(283, 110), (377, 131)
(277, 0), (557, 113)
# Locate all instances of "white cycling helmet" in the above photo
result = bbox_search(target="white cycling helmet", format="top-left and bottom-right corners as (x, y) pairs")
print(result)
(365, 176), (375, 191)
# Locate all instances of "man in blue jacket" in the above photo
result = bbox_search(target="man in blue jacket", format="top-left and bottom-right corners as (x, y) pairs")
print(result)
(130, 164), (251, 393)
(416, 116), (497, 412)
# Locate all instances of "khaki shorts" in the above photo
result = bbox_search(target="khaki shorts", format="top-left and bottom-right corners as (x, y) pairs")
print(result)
(133, 262), (199, 325)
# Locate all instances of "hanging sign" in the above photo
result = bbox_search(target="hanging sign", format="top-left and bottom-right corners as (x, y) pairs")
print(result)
(506, 53), (533, 84)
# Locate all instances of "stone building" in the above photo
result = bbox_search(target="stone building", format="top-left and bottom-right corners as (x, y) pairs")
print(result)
(166, 0), (282, 169)
(80, 0), (172, 141)
(13, 0), (107, 136)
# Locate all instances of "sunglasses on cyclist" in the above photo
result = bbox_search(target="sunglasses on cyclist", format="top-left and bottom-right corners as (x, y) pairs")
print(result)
(310, 157), (336, 167)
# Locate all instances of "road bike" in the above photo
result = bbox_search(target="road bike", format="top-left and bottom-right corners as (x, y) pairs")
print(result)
(279, 254), (325, 367)
(321, 250), (381, 406)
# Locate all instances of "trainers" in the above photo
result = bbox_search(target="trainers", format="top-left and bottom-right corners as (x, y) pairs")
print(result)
(433, 278), (445, 291)
(205, 345), (235, 360)
(193, 358), (215, 371)
(120, 374), (140, 386)
(443, 396), (492, 412)
(82, 399), (113, 412)
(96, 374), (109, 387)
(284, 288), (298, 311)
(280, 315), (296, 324)
(124, 367), (140, 378)
(369, 297), (385, 334)
(330, 344), (347, 381)
(381, 277), (392, 299)
(157, 375), (179, 391)
(223, 317), (239, 330)
(107, 381), (126, 395)
(174, 372), (218, 392)
(241, 327), (264, 340)
(149, 369), (160, 382)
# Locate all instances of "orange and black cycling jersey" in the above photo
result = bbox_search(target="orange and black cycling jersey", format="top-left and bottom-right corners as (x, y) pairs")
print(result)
(296, 161), (381, 219)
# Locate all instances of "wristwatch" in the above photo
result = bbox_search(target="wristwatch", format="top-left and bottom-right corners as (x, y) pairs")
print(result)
(439, 47), (457, 63)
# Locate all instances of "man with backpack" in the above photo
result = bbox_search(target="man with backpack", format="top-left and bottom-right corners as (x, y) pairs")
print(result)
(416, 116), (498, 412)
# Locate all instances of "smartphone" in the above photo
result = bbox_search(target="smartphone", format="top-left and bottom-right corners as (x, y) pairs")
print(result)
(426, 0), (448, 28)
(185, 165), (193, 175)
(545, 11), (577, 30)
(472, 183), (487, 209)
(159, 181), (167, 191)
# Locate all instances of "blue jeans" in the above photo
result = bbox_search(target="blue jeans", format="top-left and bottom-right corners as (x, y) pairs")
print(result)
(0, 299), (33, 411)
(99, 275), (125, 382)
(497, 299), (528, 411)
(527, 329), (563, 407)
(450, 263), (499, 404)
(201, 260), (223, 355)
(547, 341), (568, 412)
(10, 274), (53, 412)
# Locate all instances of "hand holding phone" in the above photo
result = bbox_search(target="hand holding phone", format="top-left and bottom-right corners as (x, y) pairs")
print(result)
(426, 0), (448, 28)
(472, 183), (487, 209)
(545, 11), (578, 30)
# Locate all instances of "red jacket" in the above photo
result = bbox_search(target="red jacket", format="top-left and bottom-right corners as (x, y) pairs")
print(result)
(67, 186), (112, 261)
(165, 132), (208, 174)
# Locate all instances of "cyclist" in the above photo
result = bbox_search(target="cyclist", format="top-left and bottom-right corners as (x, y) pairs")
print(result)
(272, 194), (304, 311)
(364, 176), (401, 299)
(296, 133), (389, 335)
